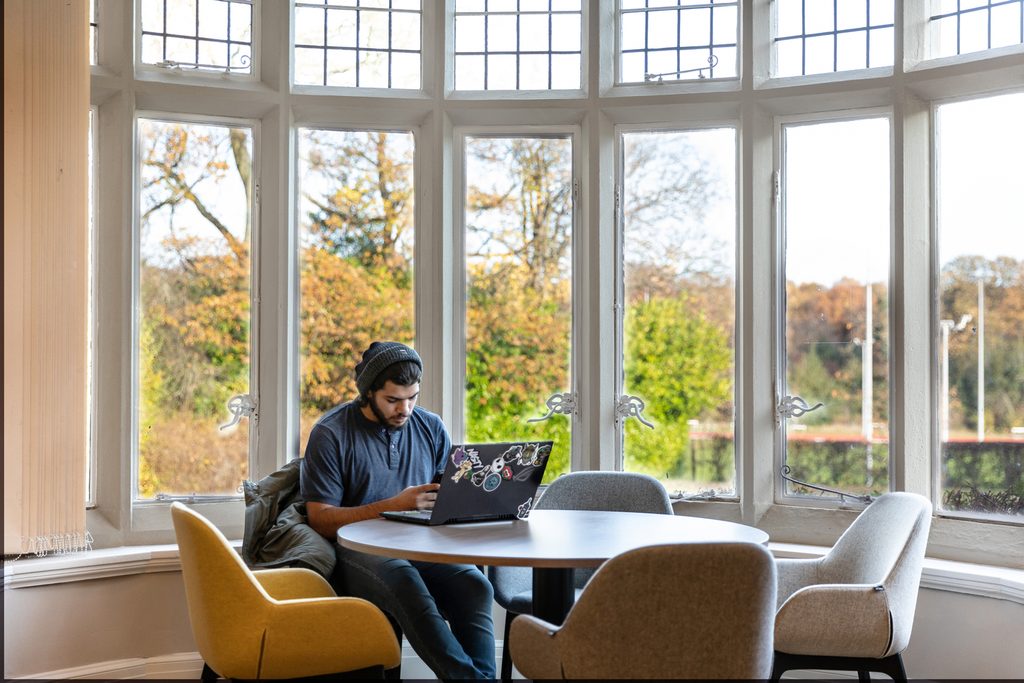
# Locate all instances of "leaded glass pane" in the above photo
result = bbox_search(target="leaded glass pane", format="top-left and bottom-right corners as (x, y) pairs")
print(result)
(293, 0), (422, 89)
(928, 0), (1024, 59)
(454, 1), (583, 90)
(619, 1), (738, 84)
(772, 0), (894, 78)
(139, 0), (253, 74)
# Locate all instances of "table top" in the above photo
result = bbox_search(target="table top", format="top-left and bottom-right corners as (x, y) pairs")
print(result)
(337, 509), (770, 569)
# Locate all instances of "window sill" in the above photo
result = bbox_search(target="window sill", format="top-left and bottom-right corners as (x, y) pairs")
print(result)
(3, 540), (239, 590)
(5, 540), (1022, 606)
(770, 542), (1024, 606)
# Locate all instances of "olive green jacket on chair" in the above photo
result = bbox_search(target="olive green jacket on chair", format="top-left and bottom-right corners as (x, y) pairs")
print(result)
(241, 458), (336, 579)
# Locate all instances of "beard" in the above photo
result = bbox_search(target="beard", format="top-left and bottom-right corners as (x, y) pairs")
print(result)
(368, 396), (410, 429)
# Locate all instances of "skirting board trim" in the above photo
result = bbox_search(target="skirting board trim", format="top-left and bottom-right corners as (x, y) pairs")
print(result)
(19, 652), (202, 680)
(21, 645), (438, 680)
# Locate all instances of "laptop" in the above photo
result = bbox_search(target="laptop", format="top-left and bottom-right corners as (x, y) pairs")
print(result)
(380, 440), (553, 525)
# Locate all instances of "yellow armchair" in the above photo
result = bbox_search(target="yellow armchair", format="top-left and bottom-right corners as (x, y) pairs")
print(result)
(171, 502), (401, 680)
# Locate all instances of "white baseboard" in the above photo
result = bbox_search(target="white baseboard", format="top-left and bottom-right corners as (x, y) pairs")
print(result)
(20, 652), (203, 680)
(6, 642), (959, 681)
(23, 645), (452, 680)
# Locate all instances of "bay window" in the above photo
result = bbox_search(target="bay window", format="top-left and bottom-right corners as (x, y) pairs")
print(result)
(81, 1), (1021, 566)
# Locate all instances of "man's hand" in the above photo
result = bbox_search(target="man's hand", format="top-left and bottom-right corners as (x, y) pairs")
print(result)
(394, 483), (440, 511)
(306, 482), (442, 538)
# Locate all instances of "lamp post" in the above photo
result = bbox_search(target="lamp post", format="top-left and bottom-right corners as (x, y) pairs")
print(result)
(862, 282), (873, 486)
(939, 314), (972, 442)
(977, 279), (985, 443)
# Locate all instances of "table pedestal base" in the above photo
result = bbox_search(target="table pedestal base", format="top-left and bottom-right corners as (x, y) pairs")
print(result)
(532, 567), (574, 625)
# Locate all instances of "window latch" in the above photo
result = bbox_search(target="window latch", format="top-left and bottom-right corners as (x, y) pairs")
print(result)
(528, 392), (577, 423)
(615, 394), (655, 429)
(775, 394), (824, 425)
(220, 393), (257, 431)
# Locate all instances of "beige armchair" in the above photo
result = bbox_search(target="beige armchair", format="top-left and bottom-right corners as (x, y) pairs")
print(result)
(489, 471), (674, 680)
(170, 502), (401, 680)
(771, 492), (933, 682)
(510, 542), (777, 679)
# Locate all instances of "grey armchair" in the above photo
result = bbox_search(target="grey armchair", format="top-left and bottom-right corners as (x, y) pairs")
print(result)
(770, 492), (933, 682)
(487, 471), (674, 680)
(510, 542), (778, 679)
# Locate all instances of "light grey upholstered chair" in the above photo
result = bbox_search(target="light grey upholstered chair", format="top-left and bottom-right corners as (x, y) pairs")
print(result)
(771, 492), (933, 682)
(510, 542), (778, 679)
(487, 471), (674, 681)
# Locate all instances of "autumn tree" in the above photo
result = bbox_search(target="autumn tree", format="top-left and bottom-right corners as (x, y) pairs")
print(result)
(941, 255), (1024, 434)
(137, 121), (254, 496)
(297, 130), (416, 440)
(462, 137), (574, 476)
(784, 278), (889, 426)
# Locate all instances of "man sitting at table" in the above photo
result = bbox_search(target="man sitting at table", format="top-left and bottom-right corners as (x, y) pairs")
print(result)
(301, 341), (496, 680)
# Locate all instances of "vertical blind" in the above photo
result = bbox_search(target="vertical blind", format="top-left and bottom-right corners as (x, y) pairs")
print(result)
(4, 0), (90, 555)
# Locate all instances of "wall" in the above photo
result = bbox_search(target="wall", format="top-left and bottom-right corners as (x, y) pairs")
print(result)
(904, 588), (1024, 679)
(4, 566), (1023, 679)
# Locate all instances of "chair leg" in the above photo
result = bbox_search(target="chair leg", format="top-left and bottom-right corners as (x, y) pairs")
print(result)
(770, 652), (788, 682)
(501, 610), (517, 682)
(772, 651), (908, 682)
(200, 663), (218, 681)
(384, 613), (403, 680)
(878, 653), (907, 683)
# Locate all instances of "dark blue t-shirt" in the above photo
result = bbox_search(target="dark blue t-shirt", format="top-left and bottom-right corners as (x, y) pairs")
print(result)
(300, 401), (451, 508)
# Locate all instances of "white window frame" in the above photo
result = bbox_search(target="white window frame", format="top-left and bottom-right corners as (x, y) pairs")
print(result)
(613, 0), (743, 87)
(87, 104), (99, 510)
(927, 87), (1024, 526)
(128, 110), (261, 534)
(451, 125), (583, 473)
(772, 107), (895, 510)
(904, 0), (1024, 72)
(766, 0), (897, 84)
(290, 117), (426, 455)
(612, 118), (742, 499)
(604, 1), (742, 97)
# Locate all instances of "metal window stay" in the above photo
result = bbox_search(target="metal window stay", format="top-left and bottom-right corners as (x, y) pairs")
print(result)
(645, 54), (719, 82)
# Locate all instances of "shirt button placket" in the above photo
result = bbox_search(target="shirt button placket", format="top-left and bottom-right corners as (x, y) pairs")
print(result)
(389, 432), (400, 468)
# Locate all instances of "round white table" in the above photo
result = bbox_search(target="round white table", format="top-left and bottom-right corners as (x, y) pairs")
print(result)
(338, 509), (769, 624)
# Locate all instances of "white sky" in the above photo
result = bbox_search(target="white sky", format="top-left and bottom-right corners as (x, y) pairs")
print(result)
(784, 117), (891, 286)
(785, 92), (1024, 286)
(936, 93), (1024, 267)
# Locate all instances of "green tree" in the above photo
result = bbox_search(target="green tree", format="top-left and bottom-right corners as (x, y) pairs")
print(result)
(464, 262), (572, 477)
(623, 294), (733, 477)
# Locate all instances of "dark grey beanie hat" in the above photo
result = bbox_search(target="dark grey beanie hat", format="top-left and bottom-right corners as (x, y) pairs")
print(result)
(354, 341), (422, 396)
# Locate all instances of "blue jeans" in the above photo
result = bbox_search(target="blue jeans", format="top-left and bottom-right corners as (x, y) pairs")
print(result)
(332, 546), (496, 680)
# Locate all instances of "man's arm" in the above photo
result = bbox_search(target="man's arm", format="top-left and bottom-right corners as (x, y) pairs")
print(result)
(306, 483), (440, 539)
